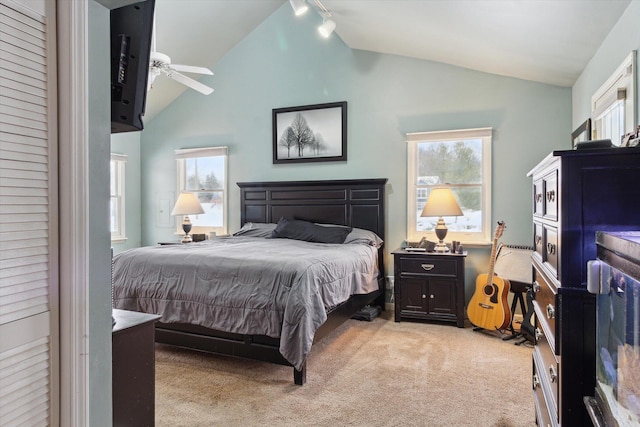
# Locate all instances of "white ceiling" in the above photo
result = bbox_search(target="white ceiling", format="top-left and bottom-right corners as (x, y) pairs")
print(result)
(145, 0), (631, 120)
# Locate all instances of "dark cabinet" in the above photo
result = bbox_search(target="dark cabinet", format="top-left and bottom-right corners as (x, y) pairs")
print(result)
(112, 309), (161, 427)
(527, 147), (640, 427)
(393, 250), (466, 327)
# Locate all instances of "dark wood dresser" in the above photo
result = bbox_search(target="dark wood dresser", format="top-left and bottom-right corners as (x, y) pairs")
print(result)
(527, 147), (640, 427)
(393, 249), (466, 327)
(112, 309), (161, 427)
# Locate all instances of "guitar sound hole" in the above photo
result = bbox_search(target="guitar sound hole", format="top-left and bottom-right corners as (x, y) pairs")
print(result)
(484, 283), (499, 304)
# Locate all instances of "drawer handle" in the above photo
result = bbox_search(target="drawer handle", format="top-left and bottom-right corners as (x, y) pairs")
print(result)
(549, 365), (557, 383)
(535, 328), (543, 341)
(421, 264), (435, 271)
(535, 235), (542, 246)
(532, 281), (541, 293)
(422, 294), (427, 299)
(535, 193), (543, 203)
(546, 190), (555, 202)
(546, 243), (556, 255)
(546, 304), (555, 320)
(532, 373), (540, 390)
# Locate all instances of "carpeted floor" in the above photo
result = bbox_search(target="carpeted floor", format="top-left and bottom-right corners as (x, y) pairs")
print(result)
(155, 311), (535, 426)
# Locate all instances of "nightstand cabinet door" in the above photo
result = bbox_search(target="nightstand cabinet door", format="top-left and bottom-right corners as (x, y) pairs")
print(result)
(428, 278), (457, 315)
(398, 277), (429, 315)
(393, 250), (466, 327)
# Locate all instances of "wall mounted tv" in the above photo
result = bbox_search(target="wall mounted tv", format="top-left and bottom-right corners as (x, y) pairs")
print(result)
(110, 0), (155, 133)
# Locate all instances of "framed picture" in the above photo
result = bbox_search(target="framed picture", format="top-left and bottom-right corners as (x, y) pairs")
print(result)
(272, 101), (347, 164)
(571, 118), (591, 148)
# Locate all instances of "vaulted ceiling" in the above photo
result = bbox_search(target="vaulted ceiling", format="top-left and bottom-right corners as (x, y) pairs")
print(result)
(145, 0), (631, 120)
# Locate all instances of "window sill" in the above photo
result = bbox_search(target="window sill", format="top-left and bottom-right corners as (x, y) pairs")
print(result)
(111, 237), (128, 244)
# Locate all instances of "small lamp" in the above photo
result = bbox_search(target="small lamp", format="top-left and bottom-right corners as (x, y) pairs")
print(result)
(421, 187), (463, 252)
(171, 192), (205, 243)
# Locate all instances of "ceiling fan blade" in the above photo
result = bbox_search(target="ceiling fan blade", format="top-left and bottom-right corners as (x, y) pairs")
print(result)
(166, 70), (214, 95)
(170, 64), (213, 75)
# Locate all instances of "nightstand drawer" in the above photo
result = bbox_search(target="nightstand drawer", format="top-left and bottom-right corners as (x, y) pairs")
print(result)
(399, 257), (457, 276)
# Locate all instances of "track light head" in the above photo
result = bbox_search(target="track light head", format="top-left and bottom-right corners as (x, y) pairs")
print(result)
(289, 0), (309, 16)
(318, 18), (336, 38)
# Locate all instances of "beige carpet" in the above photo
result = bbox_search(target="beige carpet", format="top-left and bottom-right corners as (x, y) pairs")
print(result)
(155, 311), (535, 426)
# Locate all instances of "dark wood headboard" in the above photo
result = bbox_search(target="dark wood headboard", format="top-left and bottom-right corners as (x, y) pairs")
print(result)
(237, 178), (387, 241)
(237, 178), (387, 278)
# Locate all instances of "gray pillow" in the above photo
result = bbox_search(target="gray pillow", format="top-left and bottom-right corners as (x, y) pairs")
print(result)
(232, 222), (276, 238)
(315, 223), (384, 247)
(343, 228), (384, 247)
(271, 218), (352, 244)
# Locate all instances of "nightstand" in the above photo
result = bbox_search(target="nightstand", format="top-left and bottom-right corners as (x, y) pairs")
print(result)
(393, 249), (466, 327)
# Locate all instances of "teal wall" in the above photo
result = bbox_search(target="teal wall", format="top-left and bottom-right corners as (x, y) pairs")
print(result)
(89, 1), (113, 424)
(110, 132), (142, 254)
(572, 0), (640, 130)
(138, 4), (571, 297)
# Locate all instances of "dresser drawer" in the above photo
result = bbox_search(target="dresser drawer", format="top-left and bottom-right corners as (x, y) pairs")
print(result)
(399, 257), (457, 277)
(543, 170), (558, 220)
(543, 225), (558, 278)
(533, 350), (558, 427)
(533, 221), (544, 262)
(535, 320), (559, 408)
(532, 265), (557, 354)
(533, 179), (544, 217)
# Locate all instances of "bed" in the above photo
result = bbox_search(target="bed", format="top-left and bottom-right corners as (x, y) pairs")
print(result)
(112, 178), (387, 384)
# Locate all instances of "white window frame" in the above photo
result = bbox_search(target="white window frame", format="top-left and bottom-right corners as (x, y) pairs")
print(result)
(175, 146), (228, 236)
(406, 127), (492, 245)
(110, 153), (127, 243)
(591, 50), (637, 144)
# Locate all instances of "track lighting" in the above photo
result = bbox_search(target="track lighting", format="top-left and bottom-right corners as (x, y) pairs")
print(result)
(318, 17), (336, 38)
(289, 0), (308, 16)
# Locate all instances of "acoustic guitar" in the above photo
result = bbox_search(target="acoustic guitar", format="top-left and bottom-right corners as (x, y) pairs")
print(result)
(467, 221), (512, 330)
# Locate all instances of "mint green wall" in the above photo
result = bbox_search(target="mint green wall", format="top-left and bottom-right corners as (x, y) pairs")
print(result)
(139, 4), (571, 295)
(572, 0), (640, 130)
(110, 132), (142, 254)
(88, 1), (113, 424)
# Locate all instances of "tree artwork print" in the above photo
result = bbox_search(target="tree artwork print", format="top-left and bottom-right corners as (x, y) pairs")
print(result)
(272, 102), (346, 164)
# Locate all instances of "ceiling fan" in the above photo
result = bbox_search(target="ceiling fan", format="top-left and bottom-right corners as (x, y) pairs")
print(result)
(147, 18), (214, 95)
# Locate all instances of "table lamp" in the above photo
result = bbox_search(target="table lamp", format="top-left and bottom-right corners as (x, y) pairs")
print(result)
(171, 192), (205, 243)
(420, 187), (463, 252)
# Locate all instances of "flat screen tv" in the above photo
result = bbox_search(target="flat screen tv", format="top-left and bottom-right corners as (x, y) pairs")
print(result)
(110, 0), (155, 133)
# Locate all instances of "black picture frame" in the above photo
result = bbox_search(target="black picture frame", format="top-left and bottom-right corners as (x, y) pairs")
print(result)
(272, 101), (347, 164)
(571, 118), (591, 148)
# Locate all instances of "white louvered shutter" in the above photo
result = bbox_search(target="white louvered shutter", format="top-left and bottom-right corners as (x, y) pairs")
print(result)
(0, 0), (57, 425)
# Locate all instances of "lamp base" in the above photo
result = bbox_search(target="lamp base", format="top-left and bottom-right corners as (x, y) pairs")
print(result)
(182, 217), (193, 243)
(434, 241), (449, 252)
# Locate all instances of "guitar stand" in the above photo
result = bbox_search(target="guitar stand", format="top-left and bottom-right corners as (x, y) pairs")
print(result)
(502, 284), (530, 343)
(472, 325), (512, 340)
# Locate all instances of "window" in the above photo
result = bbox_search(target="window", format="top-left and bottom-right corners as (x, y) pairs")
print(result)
(592, 51), (637, 144)
(406, 128), (492, 244)
(175, 147), (228, 235)
(110, 154), (127, 242)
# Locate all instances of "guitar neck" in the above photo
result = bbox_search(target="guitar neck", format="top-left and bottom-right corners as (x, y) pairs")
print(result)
(486, 237), (499, 279)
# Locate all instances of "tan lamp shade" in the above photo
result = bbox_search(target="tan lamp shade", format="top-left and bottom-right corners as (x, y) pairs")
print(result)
(171, 192), (205, 243)
(420, 187), (463, 252)
(171, 192), (205, 216)
(421, 188), (463, 217)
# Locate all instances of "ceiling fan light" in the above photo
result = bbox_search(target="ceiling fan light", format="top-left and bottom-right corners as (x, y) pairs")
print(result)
(318, 18), (336, 38)
(289, 0), (308, 16)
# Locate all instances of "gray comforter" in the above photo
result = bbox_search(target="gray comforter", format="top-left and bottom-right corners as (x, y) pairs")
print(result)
(112, 236), (379, 370)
